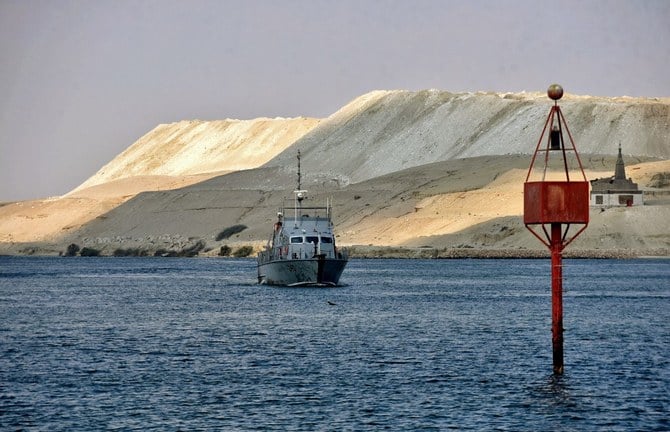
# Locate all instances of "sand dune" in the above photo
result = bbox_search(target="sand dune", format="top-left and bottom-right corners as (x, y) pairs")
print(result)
(73, 117), (320, 191)
(266, 90), (669, 183)
(1, 90), (668, 256)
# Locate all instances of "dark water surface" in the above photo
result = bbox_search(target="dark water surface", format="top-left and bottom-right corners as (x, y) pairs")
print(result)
(1, 257), (668, 430)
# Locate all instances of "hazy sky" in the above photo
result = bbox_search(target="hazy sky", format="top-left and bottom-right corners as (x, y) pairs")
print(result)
(1, 0), (669, 201)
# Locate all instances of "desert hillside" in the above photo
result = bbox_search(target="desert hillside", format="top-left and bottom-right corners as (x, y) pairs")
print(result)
(73, 117), (320, 191)
(266, 90), (669, 184)
(1, 89), (668, 257)
(1, 116), (320, 245)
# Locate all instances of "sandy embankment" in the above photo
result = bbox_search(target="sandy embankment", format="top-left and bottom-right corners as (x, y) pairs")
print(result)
(0, 117), (320, 247)
(335, 158), (670, 256)
(1, 90), (668, 256)
(2, 157), (668, 257)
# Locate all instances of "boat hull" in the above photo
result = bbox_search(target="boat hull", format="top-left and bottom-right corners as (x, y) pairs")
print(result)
(257, 258), (348, 286)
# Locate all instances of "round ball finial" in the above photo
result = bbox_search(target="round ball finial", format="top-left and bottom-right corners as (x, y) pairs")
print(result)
(547, 84), (564, 100)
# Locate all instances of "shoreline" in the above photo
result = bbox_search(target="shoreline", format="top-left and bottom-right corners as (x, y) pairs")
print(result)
(344, 246), (668, 259)
(1, 243), (667, 260)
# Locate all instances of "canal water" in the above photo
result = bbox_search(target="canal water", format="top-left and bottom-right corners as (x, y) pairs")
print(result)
(1, 257), (668, 430)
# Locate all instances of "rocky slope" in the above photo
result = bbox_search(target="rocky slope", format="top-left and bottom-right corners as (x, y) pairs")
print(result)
(1, 90), (668, 257)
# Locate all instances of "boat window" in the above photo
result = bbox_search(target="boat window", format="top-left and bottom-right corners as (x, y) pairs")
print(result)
(290, 237), (303, 244)
(305, 236), (319, 244)
(320, 236), (333, 243)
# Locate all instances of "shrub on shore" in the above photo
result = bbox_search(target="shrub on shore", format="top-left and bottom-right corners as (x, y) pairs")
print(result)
(180, 240), (205, 257)
(113, 248), (149, 257)
(79, 247), (101, 257)
(233, 245), (254, 257)
(64, 243), (80, 257)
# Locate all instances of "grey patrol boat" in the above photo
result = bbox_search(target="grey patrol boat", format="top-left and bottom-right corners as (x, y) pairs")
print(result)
(257, 152), (348, 286)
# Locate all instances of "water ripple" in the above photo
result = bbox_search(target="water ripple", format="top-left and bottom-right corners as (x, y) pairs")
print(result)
(1, 257), (668, 430)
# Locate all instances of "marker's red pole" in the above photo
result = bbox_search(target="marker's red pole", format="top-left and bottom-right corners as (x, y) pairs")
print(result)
(550, 222), (564, 375)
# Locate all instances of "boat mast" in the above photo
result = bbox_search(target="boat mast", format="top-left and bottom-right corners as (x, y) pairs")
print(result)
(294, 150), (306, 225)
(297, 150), (301, 191)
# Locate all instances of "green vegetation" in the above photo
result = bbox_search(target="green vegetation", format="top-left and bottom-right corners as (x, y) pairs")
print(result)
(232, 245), (254, 257)
(79, 247), (101, 257)
(218, 245), (232, 256)
(64, 243), (80, 257)
(113, 248), (149, 257)
(179, 240), (206, 257)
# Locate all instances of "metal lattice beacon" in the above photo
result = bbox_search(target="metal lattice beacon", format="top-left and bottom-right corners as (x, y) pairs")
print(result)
(523, 84), (590, 375)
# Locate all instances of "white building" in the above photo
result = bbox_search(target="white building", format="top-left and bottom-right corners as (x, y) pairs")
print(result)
(590, 146), (643, 207)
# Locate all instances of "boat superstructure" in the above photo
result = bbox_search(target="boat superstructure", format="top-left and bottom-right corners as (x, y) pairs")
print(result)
(257, 152), (348, 286)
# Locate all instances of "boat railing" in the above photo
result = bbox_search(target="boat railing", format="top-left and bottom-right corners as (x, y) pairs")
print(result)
(281, 205), (331, 219)
(259, 244), (348, 263)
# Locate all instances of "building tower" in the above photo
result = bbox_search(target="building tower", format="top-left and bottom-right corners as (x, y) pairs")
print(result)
(590, 145), (643, 207)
